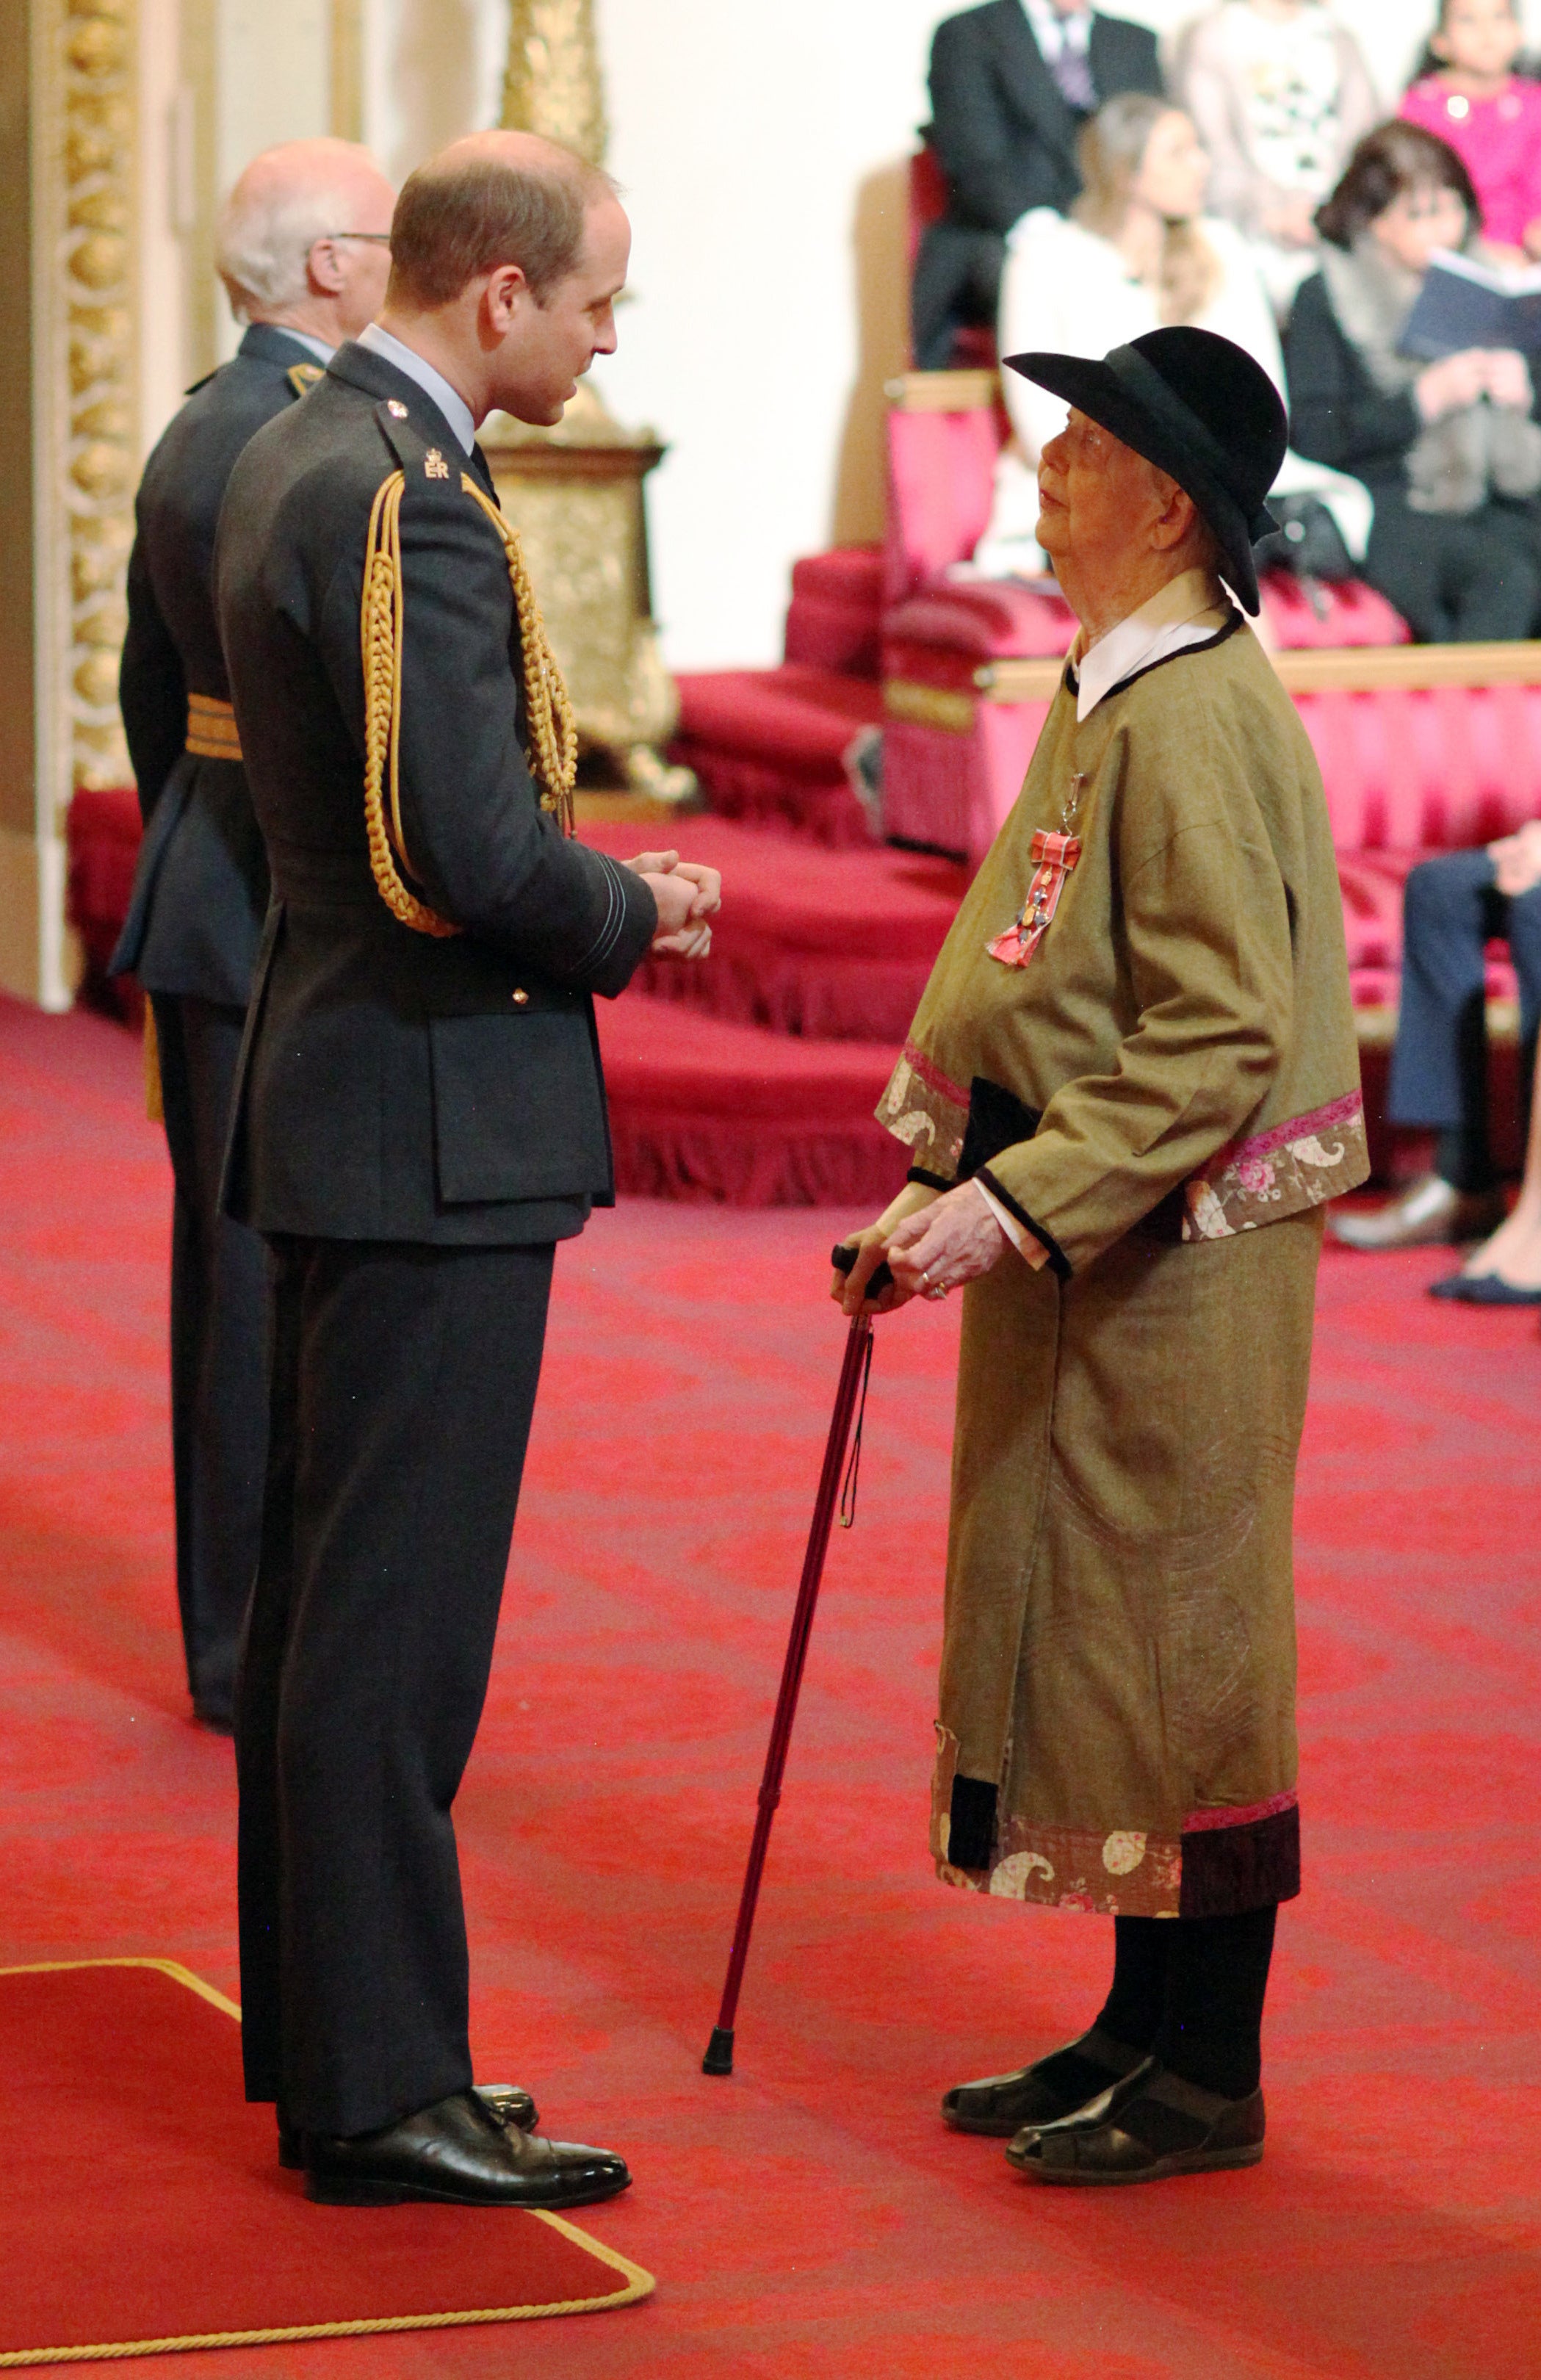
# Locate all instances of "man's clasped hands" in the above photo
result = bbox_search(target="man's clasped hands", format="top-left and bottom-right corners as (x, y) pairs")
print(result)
(626, 848), (721, 959)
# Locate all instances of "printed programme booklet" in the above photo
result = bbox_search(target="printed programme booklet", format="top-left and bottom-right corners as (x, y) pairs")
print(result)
(1399, 249), (1541, 359)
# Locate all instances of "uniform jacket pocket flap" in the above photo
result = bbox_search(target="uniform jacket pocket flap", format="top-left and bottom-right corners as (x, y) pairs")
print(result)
(429, 1011), (607, 1204)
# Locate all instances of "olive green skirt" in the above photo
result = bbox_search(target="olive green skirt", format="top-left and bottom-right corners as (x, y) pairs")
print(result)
(932, 1205), (1324, 1917)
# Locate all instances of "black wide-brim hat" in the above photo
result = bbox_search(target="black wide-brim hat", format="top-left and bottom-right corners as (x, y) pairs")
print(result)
(1003, 326), (1289, 615)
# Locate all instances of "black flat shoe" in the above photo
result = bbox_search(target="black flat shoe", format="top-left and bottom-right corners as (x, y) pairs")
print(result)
(278, 2081), (539, 2171)
(1428, 1272), (1541, 1305)
(1006, 2060), (1264, 2185)
(942, 2024), (1147, 2136)
(304, 2089), (629, 2209)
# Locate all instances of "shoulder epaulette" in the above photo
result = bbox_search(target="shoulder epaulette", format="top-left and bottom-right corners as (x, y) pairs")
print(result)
(286, 361), (325, 399)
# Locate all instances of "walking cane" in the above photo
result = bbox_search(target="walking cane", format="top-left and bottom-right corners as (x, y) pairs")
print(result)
(702, 1244), (891, 2077)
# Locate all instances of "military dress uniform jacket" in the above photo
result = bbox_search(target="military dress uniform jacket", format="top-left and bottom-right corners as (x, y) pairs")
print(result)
(112, 322), (325, 1002)
(214, 340), (657, 1246)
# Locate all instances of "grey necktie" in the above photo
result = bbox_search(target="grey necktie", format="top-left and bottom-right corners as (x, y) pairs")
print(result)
(1050, 35), (1096, 115)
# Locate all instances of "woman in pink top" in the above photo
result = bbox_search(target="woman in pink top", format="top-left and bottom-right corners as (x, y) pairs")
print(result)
(1401, 0), (1541, 259)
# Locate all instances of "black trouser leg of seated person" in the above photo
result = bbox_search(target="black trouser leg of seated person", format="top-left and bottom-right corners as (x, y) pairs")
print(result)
(234, 1235), (554, 2140)
(1365, 499), (1541, 645)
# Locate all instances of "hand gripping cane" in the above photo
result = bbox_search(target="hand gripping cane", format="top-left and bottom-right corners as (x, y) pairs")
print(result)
(702, 1244), (890, 2077)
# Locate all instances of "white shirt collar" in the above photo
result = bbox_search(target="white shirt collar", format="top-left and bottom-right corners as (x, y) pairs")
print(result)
(1069, 569), (1231, 721)
(1021, 0), (1092, 58)
(357, 321), (477, 455)
(281, 328), (335, 366)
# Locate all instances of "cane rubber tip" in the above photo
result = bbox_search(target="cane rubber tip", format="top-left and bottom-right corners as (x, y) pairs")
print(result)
(701, 2027), (735, 2076)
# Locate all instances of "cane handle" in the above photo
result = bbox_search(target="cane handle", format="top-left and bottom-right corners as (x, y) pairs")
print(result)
(831, 1242), (894, 1299)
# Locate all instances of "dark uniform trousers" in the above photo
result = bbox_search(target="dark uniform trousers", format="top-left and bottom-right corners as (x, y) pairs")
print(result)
(238, 1236), (554, 2138)
(1388, 848), (1541, 1185)
(151, 994), (270, 1719)
(115, 322), (326, 1720)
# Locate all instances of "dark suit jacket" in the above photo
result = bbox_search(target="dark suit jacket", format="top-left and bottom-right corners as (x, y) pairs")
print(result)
(113, 322), (324, 1005)
(928, 1), (1164, 232)
(213, 339), (657, 1247)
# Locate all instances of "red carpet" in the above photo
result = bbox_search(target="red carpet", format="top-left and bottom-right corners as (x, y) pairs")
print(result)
(0, 1962), (649, 2363)
(3, 993), (1541, 2376)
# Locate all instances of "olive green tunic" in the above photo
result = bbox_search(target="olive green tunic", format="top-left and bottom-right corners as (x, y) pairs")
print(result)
(877, 608), (1367, 1917)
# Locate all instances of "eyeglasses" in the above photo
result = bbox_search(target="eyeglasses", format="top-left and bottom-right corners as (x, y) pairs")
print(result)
(320, 231), (392, 246)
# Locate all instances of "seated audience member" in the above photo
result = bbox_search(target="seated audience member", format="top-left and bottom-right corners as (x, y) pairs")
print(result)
(975, 93), (1368, 577)
(1176, 0), (1380, 312)
(1330, 818), (1540, 1266)
(1401, 0), (1541, 260)
(1286, 122), (1541, 643)
(914, 0), (1163, 371)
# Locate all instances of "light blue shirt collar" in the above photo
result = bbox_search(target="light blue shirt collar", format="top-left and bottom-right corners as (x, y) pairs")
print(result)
(357, 322), (477, 456)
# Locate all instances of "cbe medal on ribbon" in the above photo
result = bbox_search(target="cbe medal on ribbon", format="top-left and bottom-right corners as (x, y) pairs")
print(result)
(987, 770), (1086, 968)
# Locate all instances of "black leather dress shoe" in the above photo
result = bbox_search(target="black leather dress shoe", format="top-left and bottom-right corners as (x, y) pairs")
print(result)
(279, 2082), (539, 2171)
(304, 2089), (629, 2208)
(1428, 1270), (1541, 1305)
(942, 2024), (1147, 2136)
(1006, 2060), (1265, 2185)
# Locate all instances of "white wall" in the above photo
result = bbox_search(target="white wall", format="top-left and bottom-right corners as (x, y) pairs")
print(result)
(138, 0), (187, 450)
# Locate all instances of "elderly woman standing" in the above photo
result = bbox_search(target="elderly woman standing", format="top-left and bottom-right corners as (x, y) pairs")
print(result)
(836, 328), (1367, 2185)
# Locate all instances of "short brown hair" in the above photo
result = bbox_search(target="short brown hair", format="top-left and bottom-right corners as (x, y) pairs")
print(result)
(1316, 120), (1479, 251)
(386, 151), (612, 308)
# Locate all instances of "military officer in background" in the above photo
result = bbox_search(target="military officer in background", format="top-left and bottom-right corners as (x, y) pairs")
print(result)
(112, 138), (397, 1729)
(214, 129), (718, 2209)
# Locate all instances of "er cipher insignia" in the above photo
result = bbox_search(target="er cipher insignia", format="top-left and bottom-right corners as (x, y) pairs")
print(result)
(424, 448), (450, 479)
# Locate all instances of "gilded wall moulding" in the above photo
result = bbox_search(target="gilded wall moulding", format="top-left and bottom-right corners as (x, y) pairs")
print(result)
(43, 0), (138, 797)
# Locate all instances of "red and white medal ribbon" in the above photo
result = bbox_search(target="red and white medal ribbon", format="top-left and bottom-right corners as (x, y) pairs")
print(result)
(986, 827), (1082, 969)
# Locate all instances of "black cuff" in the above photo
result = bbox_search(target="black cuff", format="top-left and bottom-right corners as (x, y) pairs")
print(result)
(976, 1165), (1071, 1281)
(906, 1166), (954, 1191)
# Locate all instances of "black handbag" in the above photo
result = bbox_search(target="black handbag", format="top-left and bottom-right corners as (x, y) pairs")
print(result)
(1252, 494), (1354, 585)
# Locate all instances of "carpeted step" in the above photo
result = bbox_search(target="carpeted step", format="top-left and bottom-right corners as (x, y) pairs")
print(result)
(582, 817), (968, 1042)
(670, 665), (884, 847)
(596, 994), (908, 1207)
